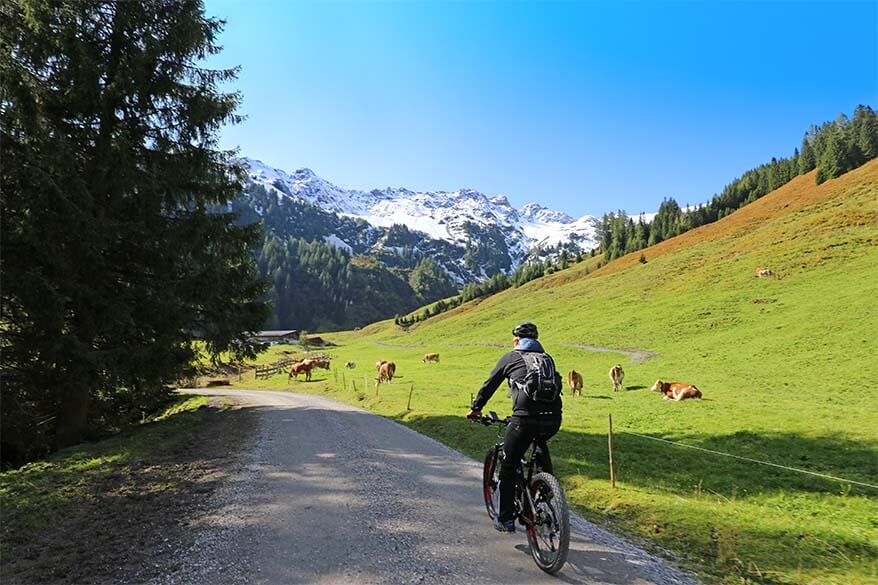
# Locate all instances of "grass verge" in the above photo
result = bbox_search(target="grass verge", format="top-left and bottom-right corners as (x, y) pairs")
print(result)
(0, 394), (255, 584)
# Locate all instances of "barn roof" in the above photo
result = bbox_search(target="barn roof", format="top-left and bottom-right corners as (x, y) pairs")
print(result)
(254, 330), (299, 337)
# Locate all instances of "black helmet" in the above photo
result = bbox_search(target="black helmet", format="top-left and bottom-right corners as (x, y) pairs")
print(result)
(512, 321), (538, 339)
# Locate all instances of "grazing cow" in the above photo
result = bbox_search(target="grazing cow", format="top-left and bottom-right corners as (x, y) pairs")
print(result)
(423, 353), (440, 363)
(650, 380), (703, 401)
(345, 361), (356, 369)
(609, 364), (624, 392)
(377, 361), (396, 385)
(288, 361), (314, 382)
(755, 267), (774, 278)
(375, 360), (387, 371)
(567, 370), (583, 397)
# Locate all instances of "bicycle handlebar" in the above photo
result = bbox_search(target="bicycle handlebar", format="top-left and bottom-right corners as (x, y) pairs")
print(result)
(467, 411), (511, 426)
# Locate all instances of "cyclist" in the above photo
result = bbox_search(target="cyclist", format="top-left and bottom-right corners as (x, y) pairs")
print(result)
(467, 321), (563, 533)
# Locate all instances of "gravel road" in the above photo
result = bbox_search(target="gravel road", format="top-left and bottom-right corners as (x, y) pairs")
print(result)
(157, 390), (695, 585)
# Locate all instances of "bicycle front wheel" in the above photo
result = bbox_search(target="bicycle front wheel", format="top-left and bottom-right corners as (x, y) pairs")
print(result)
(482, 445), (501, 519)
(526, 472), (570, 574)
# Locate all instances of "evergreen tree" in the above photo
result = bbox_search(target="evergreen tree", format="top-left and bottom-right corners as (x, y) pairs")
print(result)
(854, 105), (878, 161)
(408, 257), (457, 303)
(816, 129), (846, 184)
(799, 134), (817, 174)
(1, 0), (269, 462)
(631, 220), (648, 250)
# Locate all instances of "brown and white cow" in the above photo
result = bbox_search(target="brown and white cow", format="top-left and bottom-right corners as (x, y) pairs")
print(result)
(288, 361), (314, 382)
(609, 364), (624, 392)
(377, 361), (396, 385)
(309, 358), (331, 370)
(567, 370), (583, 397)
(650, 380), (703, 401)
(423, 353), (440, 363)
(375, 360), (387, 371)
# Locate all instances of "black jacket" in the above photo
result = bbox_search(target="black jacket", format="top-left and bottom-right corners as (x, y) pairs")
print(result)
(472, 341), (563, 417)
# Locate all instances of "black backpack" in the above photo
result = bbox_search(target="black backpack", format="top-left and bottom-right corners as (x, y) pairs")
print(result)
(514, 351), (562, 403)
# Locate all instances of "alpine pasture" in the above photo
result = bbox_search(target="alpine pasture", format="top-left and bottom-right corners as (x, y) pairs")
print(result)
(239, 162), (878, 585)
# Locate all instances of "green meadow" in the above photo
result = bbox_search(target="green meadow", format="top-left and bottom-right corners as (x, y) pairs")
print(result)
(234, 163), (878, 584)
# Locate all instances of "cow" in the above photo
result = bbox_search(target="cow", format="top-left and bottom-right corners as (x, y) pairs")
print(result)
(423, 353), (440, 363)
(376, 361), (396, 385)
(755, 267), (774, 278)
(650, 380), (703, 401)
(375, 360), (387, 371)
(309, 358), (331, 370)
(288, 361), (314, 382)
(609, 364), (624, 392)
(567, 370), (583, 397)
(344, 361), (356, 369)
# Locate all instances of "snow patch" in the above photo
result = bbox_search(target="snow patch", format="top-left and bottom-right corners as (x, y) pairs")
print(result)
(323, 234), (353, 254)
(242, 157), (608, 271)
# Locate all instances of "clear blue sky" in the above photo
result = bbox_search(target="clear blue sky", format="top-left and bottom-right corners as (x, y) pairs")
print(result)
(204, 0), (877, 217)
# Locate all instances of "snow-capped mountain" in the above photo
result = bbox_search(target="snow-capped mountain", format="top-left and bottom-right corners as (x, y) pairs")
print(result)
(239, 157), (600, 281)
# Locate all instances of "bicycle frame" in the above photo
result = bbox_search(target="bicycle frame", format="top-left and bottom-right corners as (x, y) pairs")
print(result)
(473, 410), (571, 574)
(482, 412), (542, 529)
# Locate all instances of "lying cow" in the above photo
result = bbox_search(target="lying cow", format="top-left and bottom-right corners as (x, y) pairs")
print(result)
(344, 361), (356, 369)
(308, 358), (330, 370)
(423, 353), (440, 363)
(609, 364), (624, 392)
(377, 361), (396, 385)
(650, 380), (703, 401)
(567, 370), (583, 397)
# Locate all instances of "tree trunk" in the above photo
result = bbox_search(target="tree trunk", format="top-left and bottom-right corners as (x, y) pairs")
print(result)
(54, 381), (91, 449)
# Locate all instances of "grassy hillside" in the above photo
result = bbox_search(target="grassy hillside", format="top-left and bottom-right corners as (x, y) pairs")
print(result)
(235, 162), (878, 584)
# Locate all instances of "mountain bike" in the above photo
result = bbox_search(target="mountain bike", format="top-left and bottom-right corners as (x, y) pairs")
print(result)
(470, 411), (570, 574)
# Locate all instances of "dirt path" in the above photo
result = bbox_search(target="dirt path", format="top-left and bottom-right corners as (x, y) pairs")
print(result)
(556, 343), (659, 364)
(157, 389), (693, 585)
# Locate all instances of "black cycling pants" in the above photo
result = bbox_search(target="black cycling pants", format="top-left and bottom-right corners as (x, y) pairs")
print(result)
(499, 414), (562, 523)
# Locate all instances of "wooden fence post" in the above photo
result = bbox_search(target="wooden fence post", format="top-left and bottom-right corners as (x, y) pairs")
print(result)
(407, 384), (414, 410)
(352, 379), (357, 393)
(342, 371), (346, 391)
(608, 413), (616, 489)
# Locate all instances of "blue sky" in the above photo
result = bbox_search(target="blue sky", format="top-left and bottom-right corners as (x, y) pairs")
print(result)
(204, 0), (877, 217)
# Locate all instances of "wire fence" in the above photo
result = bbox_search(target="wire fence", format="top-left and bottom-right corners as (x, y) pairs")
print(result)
(617, 427), (878, 490)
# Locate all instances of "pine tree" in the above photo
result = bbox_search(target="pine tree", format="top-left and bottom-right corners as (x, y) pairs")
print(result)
(816, 130), (846, 184)
(855, 106), (878, 161)
(632, 220), (648, 251)
(799, 135), (817, 175)
(1, 0), (268, 462)
(409, 257), (456, 303)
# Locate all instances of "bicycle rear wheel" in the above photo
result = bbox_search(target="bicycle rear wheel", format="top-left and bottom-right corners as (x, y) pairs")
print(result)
(526, 472), (570, 574)
(482, 445), (501, 519)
